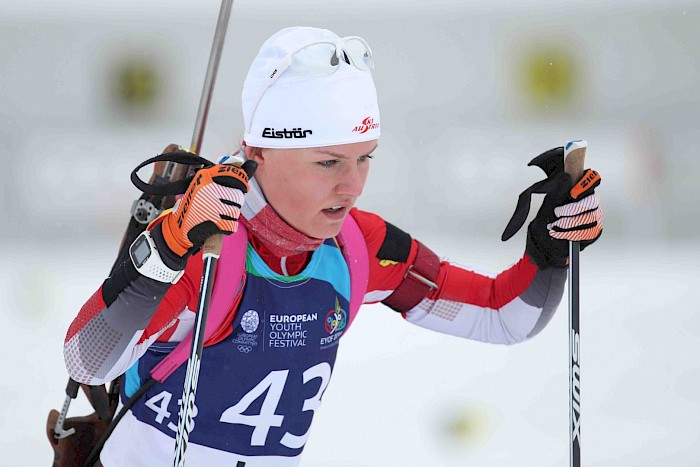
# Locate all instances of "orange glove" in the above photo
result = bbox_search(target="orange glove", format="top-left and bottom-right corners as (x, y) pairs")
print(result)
(161, 161), (257, 257)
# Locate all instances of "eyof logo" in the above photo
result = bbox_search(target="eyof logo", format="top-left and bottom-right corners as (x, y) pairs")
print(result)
(351, 116), (379, 134)
(324, 297), (347, 335)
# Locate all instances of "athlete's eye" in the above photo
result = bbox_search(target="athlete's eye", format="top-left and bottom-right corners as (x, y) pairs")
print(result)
(358, 154), (374, 163)
(318, 160), (339, 168)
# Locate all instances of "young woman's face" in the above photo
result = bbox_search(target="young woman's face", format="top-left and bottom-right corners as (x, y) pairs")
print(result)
(249, 140), (378, 239)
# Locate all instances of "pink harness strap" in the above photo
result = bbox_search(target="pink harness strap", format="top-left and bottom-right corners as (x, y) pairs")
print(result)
(150, 224), (249, 382)
(150, 215), (368, 383)
(336, 214), (369, 333)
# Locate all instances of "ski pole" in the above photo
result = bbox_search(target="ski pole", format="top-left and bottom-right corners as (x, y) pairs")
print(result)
(172, 1), (235, 466)
(563, 140), (586, 467)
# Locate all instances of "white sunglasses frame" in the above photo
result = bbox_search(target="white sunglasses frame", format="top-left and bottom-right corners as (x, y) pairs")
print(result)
(245, 36), (375, 135)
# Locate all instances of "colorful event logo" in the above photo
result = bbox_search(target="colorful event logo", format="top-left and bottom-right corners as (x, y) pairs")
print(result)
(324, 297), (347, 335)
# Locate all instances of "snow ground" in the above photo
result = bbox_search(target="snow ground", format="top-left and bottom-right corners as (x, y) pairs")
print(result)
(1, 238), (697, 467)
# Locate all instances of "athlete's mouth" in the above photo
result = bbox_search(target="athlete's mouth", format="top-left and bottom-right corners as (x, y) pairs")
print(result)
(323, 206), (343, 213)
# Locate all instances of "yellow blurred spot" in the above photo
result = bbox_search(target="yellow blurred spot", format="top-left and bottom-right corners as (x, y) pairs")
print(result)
(379, 259), (399, 267)
(112, 59), (160, 109)
(521, 46), (577, 110)
(444, 407), (490, 443)
(435, 400), (502, 453)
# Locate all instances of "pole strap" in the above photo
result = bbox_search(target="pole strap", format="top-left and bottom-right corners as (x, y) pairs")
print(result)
(130, 151), (214, 196)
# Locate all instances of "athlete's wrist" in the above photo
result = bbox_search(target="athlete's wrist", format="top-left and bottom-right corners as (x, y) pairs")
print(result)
(150, 223), (190, 270)
(160, 211), (193, 257)
(128, 226), (188, 283)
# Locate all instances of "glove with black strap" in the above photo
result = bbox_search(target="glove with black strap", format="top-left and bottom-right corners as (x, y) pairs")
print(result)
(502, 147), (603, 269)
(128, 149), (256, 283)
(159, 159), (257, 258)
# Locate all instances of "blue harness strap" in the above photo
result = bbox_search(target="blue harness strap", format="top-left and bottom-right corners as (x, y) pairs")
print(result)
(151, 215), (368, 383)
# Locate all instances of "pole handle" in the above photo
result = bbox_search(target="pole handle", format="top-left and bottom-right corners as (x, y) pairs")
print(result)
(564, 140), (587, 183)
(202, 234), (223, 259)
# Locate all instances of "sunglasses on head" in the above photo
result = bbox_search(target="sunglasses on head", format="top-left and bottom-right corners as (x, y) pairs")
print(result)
(246, 36), (374, 133)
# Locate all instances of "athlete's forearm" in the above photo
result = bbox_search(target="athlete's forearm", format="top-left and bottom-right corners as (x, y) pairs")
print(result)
(62, 253), (191, 384)
(404, 254), (566, 344)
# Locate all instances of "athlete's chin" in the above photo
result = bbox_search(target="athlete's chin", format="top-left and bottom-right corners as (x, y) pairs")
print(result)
(305, 216), (347, 239)
(307, 224), (343, 240)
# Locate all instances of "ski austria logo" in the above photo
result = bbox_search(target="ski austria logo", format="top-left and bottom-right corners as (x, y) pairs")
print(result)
(240, 310), (260, 334)
(351, 116), (379, 134)
(324, 297), (347, 335)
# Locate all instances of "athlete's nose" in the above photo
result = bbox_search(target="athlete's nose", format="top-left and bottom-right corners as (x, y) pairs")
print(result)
(336, 163), (365, 198)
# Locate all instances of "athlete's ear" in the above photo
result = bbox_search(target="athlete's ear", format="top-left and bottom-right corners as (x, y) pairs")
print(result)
(245, 145), (265, 165)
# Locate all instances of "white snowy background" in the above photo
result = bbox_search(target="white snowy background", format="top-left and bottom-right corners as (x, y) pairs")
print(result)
(1, 0), (698, 466)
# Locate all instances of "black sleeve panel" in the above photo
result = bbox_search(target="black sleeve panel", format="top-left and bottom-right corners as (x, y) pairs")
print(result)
(102, 256), (143, 308)
(376, 221), (412, 263)
(101, 223), (187, 307)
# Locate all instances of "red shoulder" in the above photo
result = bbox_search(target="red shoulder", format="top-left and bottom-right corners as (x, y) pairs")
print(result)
(349, 208), (418, 303)
(349, 208), (390, 256)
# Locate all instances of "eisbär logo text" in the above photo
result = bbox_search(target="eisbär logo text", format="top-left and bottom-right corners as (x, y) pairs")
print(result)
(352, 117), (379, 134)
(262, 127), (313, 139)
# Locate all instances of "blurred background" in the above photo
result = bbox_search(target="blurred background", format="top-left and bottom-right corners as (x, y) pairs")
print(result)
(1, 0), (698, 465)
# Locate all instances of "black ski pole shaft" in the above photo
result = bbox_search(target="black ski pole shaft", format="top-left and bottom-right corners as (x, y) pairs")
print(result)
(172, 1), (234, 466)
(563, 140), (586, 467)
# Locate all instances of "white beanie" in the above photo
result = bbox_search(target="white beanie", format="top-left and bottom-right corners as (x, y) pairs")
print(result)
(242, 27), (381, 149)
